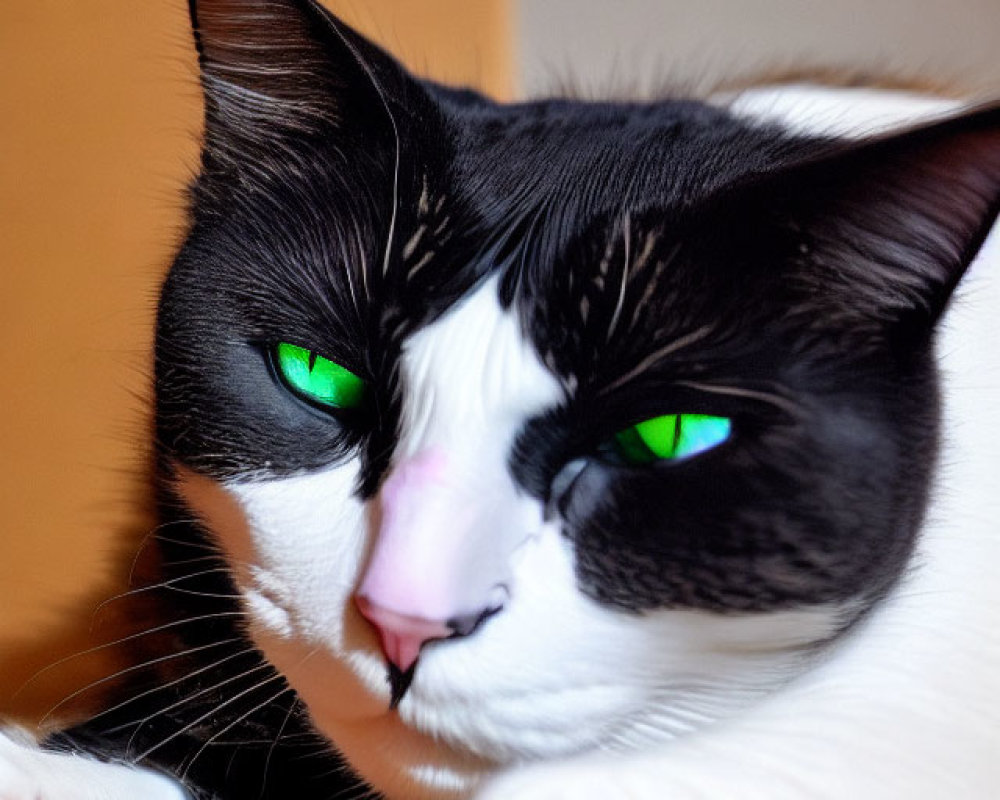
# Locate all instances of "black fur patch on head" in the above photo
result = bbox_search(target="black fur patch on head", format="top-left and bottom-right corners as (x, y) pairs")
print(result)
(509, 109), (1000, 612)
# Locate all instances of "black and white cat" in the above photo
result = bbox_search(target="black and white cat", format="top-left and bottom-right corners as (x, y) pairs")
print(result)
(2, 0), (999, 798)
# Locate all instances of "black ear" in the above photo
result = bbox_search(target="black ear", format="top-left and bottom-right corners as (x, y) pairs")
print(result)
(188, 0), (414, 158)
(737, 105), (1000, 331)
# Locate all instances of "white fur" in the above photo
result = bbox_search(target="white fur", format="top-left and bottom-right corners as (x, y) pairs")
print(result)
(0, 728), (188, 800)
(718, 83), (961, 136)
(362, 275), (563, 620)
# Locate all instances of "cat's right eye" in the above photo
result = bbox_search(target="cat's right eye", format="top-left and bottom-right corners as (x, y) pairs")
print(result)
(272, 342), (367, 410)
(612, 413), (731, 465)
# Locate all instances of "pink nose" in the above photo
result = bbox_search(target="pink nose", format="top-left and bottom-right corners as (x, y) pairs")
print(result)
(354, 595), (452, 674)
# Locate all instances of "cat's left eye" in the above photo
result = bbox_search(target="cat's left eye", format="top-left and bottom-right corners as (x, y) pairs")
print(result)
(612, 413), (731, 465)
(272, 342), (366, 410)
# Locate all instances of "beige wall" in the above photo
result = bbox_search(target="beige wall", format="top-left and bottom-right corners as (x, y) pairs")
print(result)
(515, 0), (1000, 98)
(0, 0), (512, 724)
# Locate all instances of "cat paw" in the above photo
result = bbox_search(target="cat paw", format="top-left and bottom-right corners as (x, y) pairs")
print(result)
(0, 729), (188, 800)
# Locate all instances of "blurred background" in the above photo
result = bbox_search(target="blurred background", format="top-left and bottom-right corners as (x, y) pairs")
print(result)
(2, 0), (998, 724)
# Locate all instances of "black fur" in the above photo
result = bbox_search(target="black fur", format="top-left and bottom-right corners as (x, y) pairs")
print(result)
(49, 0), (1000, 797)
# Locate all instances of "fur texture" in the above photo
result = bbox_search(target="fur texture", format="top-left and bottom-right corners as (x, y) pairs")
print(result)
(1, 2), (998, 799)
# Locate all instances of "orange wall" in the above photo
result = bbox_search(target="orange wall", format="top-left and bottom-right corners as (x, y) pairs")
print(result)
(0, 0), (511, 723)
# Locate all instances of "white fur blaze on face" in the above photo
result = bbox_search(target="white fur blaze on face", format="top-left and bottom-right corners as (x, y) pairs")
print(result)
(176, 277), (847, 800)
(358, 276), (564, 655)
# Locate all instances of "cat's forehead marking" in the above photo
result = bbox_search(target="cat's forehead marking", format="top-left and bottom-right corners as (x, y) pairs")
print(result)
(398, 177), (453, 288)
(514, 209), (722, 396)
(395, 275), (562, 460)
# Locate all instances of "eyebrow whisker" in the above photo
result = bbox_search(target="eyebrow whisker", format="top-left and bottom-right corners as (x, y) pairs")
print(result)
(600, 324), (715, 395)
(674, 380), (805, 417)
(606, 211), (631, 342)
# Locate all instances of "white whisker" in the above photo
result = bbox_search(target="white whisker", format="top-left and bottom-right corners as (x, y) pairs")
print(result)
(126, 518), (207, 585)
(601, 325), (716, 394)
(153, 533), (221, 553)
(90, 646), (257, 728)
(93, 567), (235, 616)
(161, 555), (227, 570)
(135, 670), (285, 763)
(38, 637), (242, 727)
(180, 685), (293, 780)
(259, 696), (299, 799)
(627, 232), (669, 332)
(607, 212), (631, 342)
(120, 661), (273, 750)
(321, 19), (401, 281)
(675, 380), (805, 416)
(11, 611), (245, 703)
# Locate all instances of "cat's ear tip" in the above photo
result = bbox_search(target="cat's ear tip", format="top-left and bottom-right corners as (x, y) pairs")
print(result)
(897, 100), (1000, 171)
(188, 0), (415, 154)
(732, 97), (1000, 329)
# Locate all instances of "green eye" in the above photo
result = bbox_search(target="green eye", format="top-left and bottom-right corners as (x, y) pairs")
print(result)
(613, 413), (731, 465)
(273, 342), (366, 410)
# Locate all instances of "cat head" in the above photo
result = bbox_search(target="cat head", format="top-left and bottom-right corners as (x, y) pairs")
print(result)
(157, 0), (1000, 796)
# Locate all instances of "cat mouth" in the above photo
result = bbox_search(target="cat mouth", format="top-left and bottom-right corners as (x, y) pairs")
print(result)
(387, 662), (416, 709)
(384, 608), (507, 708)
(356, 593), (507, 709)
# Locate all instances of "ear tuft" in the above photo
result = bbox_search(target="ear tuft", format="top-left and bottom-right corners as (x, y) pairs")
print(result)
(188, 0), (406, 150)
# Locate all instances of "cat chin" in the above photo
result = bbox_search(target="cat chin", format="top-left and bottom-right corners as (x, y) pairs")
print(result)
(252, 634), (492, 800)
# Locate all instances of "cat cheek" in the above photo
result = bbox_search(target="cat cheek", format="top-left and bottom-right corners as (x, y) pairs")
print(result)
(170, 464), (259, 589)
(172, 462), (370, 644)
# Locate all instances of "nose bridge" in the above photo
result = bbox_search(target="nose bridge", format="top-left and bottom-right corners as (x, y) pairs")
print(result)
(355, 278), (563, 676)
(394, 275), (558, 462)
(396, 323), (503, 465)
(362, 445), (518, 620)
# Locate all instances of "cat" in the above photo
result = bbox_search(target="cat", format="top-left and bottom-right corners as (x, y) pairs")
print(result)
(1, 0), (999, 798)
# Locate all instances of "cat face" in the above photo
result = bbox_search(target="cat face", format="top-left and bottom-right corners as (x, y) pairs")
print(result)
(158, 1), (1000, 797)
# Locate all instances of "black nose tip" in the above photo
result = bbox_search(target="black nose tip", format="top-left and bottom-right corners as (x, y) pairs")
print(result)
(446, 601), (505, 638)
